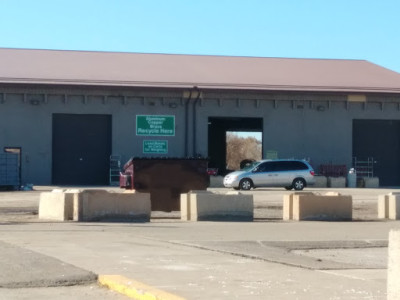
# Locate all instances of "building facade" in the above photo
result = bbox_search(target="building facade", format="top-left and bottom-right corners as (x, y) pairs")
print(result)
(1, 49), (400, 186)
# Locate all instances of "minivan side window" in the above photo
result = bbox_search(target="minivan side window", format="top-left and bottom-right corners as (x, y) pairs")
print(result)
(255, 162), (269, 172)
(273, 161), (296, 171)
(254, 162), (275, 172)
(273, 161), (308, 172)
(291, 161), (308, 170)
(264, 162), (277, 172)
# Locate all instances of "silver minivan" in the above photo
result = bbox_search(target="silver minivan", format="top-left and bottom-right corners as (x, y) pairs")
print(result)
(223, 159), (315, 190)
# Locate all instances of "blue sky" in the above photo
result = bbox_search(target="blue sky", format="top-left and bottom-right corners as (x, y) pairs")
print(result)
(1, 0), (399, 73)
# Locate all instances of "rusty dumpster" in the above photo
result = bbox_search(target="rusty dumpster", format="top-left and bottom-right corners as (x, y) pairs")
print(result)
(120, 157), (209, 211)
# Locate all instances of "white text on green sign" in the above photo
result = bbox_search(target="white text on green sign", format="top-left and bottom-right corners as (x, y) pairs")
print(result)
(136, 115), (175, 136)
(143, 140), (168, 154)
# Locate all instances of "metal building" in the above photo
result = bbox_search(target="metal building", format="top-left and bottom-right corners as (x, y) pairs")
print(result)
(1, 48), (400, 186)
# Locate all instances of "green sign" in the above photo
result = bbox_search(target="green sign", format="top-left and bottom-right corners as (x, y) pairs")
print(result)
(143, 140), (168, 154)
(266, 150), (278, 159)
(136, 115), (175, 136)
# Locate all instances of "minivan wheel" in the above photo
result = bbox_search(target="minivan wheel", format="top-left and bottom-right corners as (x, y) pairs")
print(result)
(239, 178), (253, 190)
(292, 178), (306, 191)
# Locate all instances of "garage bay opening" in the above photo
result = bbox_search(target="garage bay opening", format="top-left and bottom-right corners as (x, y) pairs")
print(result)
(208, 117), (263, 175)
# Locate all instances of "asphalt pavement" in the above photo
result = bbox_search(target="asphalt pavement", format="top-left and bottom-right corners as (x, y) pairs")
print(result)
(0, 186), (399, 299)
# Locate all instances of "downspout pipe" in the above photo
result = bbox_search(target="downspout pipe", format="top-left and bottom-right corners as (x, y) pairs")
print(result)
(184, 90), (192, 157)
(192, 87), (201, 157)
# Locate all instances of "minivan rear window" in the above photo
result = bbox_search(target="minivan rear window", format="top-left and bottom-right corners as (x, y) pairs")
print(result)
(290, 161), (308, 170)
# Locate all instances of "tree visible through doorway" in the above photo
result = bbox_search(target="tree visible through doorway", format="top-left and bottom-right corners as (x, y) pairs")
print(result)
(226, 131), (262, 171)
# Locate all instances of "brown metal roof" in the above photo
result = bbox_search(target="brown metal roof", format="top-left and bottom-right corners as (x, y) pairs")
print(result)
(1, 48), (400, 93)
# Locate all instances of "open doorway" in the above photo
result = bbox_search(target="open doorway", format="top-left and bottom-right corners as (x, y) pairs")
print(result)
(208, 117), (263, 175)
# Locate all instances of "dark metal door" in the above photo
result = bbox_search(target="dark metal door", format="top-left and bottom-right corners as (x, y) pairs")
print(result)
(52, 114), (111, 185)
(353, 120), (400, 186)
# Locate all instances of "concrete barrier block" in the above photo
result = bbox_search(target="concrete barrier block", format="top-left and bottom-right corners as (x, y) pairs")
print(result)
(363, 177), (379, 188)
(39, 190), (75, 221)
(389, 193), (400, 220)
(181, 191), (253, 221)
(378, 194), (390, 219)
(283, 194), (293, 221)
(313, 176), (327, 188)
(283, 192), (314, 221)
(377, 193), (400, 220)
(388, 229), (400, 300)
(284, 192), (352, 221)
(40, 189), (151, 222)
(327, 177), (346, 188)
(324, 191), (341, 196)
(76, 190), (151, 221)
(209, 176), (224, 187)
(180, 193), (190, 221)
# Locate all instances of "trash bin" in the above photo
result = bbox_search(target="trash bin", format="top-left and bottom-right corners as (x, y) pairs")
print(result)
(347, 168), (357, 188)
(120, 157), (209, 211)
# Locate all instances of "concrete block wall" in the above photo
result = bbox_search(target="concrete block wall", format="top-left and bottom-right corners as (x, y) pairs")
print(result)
(39, 189), (151, 222)
(327, 177), (346, 188)
(357, 177), (380, 188)
(209, 176), (224, 187)
(181, 190), (253, 221)
(283, 192), (352, 221)
(363, 177), (379, 188)
(378, 192), (400, 220)
(313, 176), (327, 188)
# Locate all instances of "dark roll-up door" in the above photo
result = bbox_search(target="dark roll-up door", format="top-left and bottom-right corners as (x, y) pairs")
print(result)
(52, 114), (112, 185)
(353, 119), (400, 186)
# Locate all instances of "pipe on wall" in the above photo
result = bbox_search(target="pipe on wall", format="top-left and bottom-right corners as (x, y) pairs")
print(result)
(192, 87), (201, 157)
(184, 90), (192, 157)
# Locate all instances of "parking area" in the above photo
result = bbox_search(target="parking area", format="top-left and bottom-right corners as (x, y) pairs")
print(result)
(0, 186), (399, 299)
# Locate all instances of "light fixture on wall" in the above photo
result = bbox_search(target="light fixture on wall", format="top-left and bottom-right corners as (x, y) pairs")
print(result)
(316, 105), (325, 112)
(348, 94), (366, 102)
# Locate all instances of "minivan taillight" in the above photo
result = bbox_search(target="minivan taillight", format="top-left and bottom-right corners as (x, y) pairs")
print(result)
(310, 170), (315, 176)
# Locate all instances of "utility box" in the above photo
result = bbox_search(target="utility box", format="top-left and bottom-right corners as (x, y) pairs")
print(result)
(120, 157), (209, 211)
(0, 153), (20, 190)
